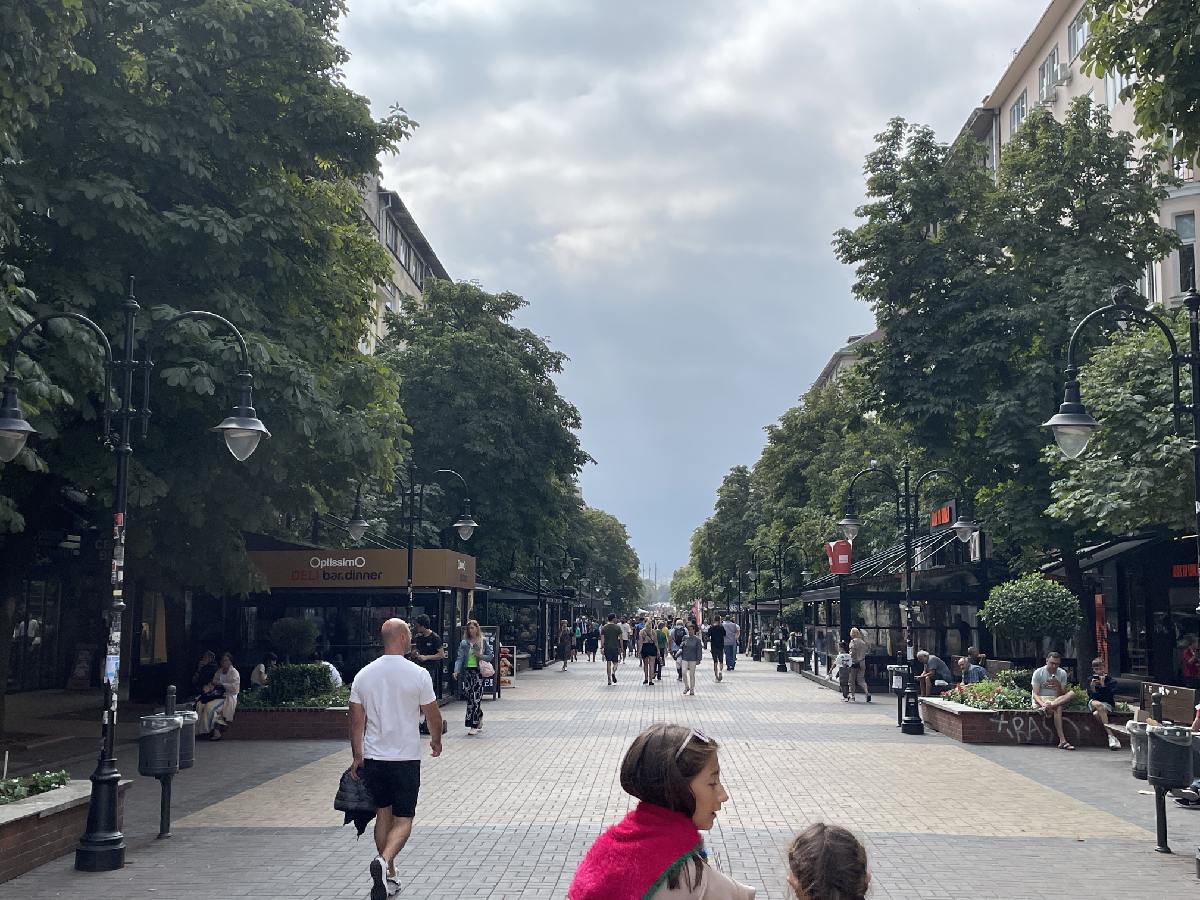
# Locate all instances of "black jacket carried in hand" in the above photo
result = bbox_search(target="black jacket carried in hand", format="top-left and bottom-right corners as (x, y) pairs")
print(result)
(334, 767), (377, 836)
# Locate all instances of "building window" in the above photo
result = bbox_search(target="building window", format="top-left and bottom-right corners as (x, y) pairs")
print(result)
(385, 219), (399, 254)
(1176, 212), (1196, 294)
(395, 237), (409, 269)
(1139, 264), (1158, 306)
(1038, 46), (1059, 102)
(411, 254), (425, 288)
(1009, 90), (1027, 135)
(1105, 70), (1130, 110)
(1068, 10), (1089, 60)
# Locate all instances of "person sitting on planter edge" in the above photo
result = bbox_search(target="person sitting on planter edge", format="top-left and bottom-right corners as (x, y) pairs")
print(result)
(1031, 651), (1075, 750)
(957, 656), (987, 685)
(1086, 657), (1122, 751)
(914, 650), (951, 696)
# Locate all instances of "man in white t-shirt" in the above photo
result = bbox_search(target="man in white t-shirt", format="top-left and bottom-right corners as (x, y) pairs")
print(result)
(350, 619), (442, 899)
(1030, 651), (1075, 750)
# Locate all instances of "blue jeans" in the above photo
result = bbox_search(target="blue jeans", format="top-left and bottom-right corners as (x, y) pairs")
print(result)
(724, 645), (736, 670)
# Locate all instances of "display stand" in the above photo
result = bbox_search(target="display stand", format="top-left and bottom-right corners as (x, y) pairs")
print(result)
(481, 625), (502, 700)
(499, 645), (517, 689)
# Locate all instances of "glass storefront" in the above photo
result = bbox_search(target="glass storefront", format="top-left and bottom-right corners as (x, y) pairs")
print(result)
(7, 577), (63, 693)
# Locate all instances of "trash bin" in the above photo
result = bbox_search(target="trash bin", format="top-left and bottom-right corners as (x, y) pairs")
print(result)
(138, 714), (182, 777)
(1147, 724), (1193, 789)
(177, 710), (198, 771)
(1129, 720), (1149, 781)
(887, 665), (908, 695)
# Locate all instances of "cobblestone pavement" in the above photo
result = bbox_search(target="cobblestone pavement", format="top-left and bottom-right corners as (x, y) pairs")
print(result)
(6, 656), (1200, 899)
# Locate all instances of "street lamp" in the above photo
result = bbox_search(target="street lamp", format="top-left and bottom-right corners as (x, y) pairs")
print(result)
(393, 466), (476, 620)
(1048, 284), (1200, 614)
(0, 279), (267, 872)
(346, 482), (369, 543)
(838, 460), (977, 735)
(754, 540), (811, 672)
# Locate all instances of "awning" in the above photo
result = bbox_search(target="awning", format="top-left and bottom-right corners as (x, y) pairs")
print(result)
(1041, 534), (1163, 576)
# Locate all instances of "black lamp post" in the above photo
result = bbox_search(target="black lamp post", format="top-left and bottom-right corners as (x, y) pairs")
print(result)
(396, 466), (477, 621)
(753, 541), (811, 672)
(0, 279), (268, 872)
(1047, 285), (1200, 616)
(837, 460), (978, 735)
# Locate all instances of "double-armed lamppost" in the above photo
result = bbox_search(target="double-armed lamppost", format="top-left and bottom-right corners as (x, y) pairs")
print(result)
(339, 466), (477, 622)
(1046, 284), (1200, 615)
(750, 540), (812, 672)
(0, 279), (269, 872)
(836, 461), (978, 734)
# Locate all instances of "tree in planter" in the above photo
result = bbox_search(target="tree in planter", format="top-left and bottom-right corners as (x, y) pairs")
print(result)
(980, 575), (1083, 655)
(268, 617), (318, 663)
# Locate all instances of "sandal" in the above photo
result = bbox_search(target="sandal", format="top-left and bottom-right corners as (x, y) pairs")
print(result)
(1058, 741), (1075, 750)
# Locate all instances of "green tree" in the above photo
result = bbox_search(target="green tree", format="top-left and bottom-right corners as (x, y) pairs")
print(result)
(0, 0), (414, 728)
(669, 564), (704, 612)
(380, 279), (592, 572)
(569, 506), (641, 611)
(981, 574), (1083, 645)
(1084, 0), (1200, 159)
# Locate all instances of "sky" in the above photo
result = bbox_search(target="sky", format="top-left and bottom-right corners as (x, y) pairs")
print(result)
(339, 0), (1045, 582)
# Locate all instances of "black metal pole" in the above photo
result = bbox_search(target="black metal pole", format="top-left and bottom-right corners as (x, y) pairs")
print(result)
(1155, 786), (1172, 853)
(1188, 293), (1200, 618)
(900, 461), (924, 735)
(76, 290), (138, 872)
(406, 467), (416, 622)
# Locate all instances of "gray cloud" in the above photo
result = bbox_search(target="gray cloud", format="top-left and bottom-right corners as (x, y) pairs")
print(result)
(340, 0), (1043, 578)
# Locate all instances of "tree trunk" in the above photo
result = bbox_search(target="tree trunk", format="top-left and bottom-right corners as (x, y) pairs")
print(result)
(1061, 546), (1096, 668)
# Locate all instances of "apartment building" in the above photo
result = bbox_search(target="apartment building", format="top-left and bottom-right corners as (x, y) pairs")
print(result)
(359, 174), (450, 352)
(960, 0), (1197, 306)
(812, 329), (884, 391)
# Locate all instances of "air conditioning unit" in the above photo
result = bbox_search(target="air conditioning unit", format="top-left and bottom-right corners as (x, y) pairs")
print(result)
(1054, 63), (1072, 85)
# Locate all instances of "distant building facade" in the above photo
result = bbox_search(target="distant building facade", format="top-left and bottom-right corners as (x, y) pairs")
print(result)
(359, 175), (450, 352)
(959, 0), (1198, 306)
(812, 329), (884, 390)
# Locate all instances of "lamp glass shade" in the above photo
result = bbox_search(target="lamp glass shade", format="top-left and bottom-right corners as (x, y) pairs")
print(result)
(347, 518), (368, 542)
(837, 515), (863, 541)
(747, 567), (758, 581)
(952, 516), (978, 544)
(212, 413), (270, 461)
(0, 427), (30, 463)
(454, 514), (478, 542)
(1050, 423), (1094, 459)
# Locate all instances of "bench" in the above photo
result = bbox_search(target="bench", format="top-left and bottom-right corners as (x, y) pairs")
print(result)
(788, 656), (805, 674)
(1104, 723), (1130, 747)
(763, 648), (778, 663)
(1139, 682), (1197, 725)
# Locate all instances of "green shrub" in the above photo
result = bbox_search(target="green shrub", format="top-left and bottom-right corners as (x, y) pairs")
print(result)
(262, 663), (332, 705)
(268, 617), (319, 662)
(994, 668), (1034, 691)
(0, 769), (69, 806)
(241, 683), (349, 709)
(940, 680), (1129, 713)
(981, 574), (1082, 643)
(782, 601), (806, 631)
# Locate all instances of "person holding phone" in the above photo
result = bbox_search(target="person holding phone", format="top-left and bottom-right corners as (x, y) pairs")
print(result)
(1086, 657), (1122, 751)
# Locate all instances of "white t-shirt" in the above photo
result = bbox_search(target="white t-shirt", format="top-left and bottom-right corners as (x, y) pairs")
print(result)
(349, 654), (436, 761)
(620, 623), (632, 639)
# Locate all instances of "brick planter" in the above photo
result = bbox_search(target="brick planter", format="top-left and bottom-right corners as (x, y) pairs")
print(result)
(0, 780), (130, 884)
(229, 706), (349, 740)
(919, 697), (1132, 746)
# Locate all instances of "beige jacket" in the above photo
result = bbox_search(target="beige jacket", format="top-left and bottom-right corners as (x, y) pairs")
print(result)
(649, 862), (756, 899)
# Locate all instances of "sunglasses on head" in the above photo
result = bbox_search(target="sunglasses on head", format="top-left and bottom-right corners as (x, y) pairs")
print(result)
(675, 728), (712, 759)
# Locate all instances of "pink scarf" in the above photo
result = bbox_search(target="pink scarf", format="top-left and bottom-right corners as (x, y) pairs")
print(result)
(569, 802), (703, 900)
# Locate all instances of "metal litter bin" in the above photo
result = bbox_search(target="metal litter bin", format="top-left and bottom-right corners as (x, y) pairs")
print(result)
(176, 710), (198, 770)
(1129, 720), (1149, 781)
(138, 714), (182, 777)
(1147, 725), (1193, 789)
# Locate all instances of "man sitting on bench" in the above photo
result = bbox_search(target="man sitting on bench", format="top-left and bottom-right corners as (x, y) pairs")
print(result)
(915, 650), (952, 696)
(1086, 657), (1121, 751)
(1031, 651), (1075, 750)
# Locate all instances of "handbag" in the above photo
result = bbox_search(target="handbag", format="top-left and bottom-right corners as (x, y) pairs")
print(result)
(479, 660), (495, 678)
(197, 685), (226, 704)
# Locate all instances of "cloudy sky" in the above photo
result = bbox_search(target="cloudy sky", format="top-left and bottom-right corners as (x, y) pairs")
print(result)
(340, 0), (1043, 581)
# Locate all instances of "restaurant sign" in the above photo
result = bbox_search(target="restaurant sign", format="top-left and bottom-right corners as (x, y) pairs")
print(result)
(248, 548), (475, 590)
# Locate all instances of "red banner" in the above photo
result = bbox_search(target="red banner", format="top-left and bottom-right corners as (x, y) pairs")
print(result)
(825, 539), (853, 575)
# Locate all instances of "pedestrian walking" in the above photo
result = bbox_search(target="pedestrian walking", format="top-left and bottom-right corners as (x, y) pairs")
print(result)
(349, 618), (443, 900)
(785, 823), (869, 900)
(585, 620), (600, 662)
(558, 620), (574, 671)
(574, 618), (584, 661)
(721, 615), (739, 672)
(707, 615), (725, 682)
(671, 619), (688, 682)
(602, 613), (624, 685)
(847, 627), (871, 702)
(680, 624), (703, 696)
(655, 620), (669, 681)
(620, 617), (632, 658)
(568, 723), (755, 899)
(640, 618), (659, 685)
(453, 620), (492, 735)
(410, 614), (446, 735)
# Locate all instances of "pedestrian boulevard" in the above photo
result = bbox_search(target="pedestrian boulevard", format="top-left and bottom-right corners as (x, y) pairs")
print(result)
(6, 657), (1199, 899)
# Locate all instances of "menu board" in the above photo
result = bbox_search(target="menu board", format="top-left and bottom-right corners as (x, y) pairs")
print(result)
(481, 625), (502, 700)
(499, 645), (517, 689)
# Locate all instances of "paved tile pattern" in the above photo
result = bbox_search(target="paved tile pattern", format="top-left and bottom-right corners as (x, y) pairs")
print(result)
(5, 656), (1200, 898)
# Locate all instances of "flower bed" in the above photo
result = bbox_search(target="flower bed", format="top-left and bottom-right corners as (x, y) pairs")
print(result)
(939, 680), (1132, 714)
(920, 694), (1132, 746)
(0, 770), (69, 806)
(0, 778), (130, 884)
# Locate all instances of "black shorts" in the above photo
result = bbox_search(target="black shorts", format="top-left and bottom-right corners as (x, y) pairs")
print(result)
(363, 759), (421, 818)
(604, 647), (620, 663)
(710, 645), (724, 660)
(640, 643), (658, 659)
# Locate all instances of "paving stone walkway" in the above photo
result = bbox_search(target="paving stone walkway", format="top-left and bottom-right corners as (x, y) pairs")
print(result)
(5, 656), (1199, 898)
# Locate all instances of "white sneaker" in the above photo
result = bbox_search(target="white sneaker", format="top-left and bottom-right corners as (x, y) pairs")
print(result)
(370, 856), (388, 900)
(386, 869), (402, 895)
(467, 727), (479, 736)
(1107, 735), (1121, 751)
